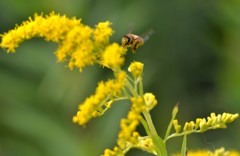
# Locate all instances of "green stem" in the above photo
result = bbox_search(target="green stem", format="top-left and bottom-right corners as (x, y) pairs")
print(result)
(181, 135), (187, 156)
(125, 79), (138, 97)
(165, 130), (201, 142)
(112, 97), (129, 101)
(139, 77), (144, 96)
(134, 79), (138, 94)
(164, 118), (174, 142)
(138, 74), (167, 155)
(143, 111), (168, 156)
(140, 116), (150, 136)
(143, 111), (158, 135)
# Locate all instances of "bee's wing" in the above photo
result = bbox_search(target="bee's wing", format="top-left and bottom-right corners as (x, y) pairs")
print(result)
(141, 29), (154, 41)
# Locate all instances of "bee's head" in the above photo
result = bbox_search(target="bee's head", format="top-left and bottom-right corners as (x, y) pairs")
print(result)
(121, 35), (131, 47)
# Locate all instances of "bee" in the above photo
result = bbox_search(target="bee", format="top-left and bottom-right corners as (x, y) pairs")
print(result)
(121, 30), (153, 52)
(121, 34), (144, 52)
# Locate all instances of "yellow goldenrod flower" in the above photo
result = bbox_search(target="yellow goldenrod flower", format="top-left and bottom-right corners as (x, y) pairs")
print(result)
(72, 71), (126, 125)
(172, 147), (240, 156)
(118, 111), (140, 143)
(0, 12), (82, 52)
(118, 97), (145, 143)
(104, 97), (147, 155)
(143, 92), (157, 111)
(134, 136), (157, 155)
(102, 147), (124, 156)
(173, 119), (181, 133)
(183, 121), (195, 131)
(0, 12), (128, 72)
(228, 151), (240, 156)
(94, 21), (114, 46)
(55, 25), (96, 71)
(128, 61), (144, 78)
(105, 132), (157, 156)
(101, 43), (127, 69)
(197, 113), (239, 132)
(131, 96), (146, 113)
(172, 113), (239, 134)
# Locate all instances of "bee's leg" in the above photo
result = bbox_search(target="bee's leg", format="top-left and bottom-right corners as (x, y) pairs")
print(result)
(132, 41), (139, 52)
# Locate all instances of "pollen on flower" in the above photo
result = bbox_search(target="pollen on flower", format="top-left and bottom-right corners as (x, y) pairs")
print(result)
(131, 97), (146, 113)
(101, 43), (127, 69)
(55, 25), (94, 62)
(94, 21), (114, 45)
(68, 44), (96, 71)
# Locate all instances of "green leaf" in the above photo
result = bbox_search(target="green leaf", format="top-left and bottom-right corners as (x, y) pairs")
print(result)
(152, 134), (168, 156)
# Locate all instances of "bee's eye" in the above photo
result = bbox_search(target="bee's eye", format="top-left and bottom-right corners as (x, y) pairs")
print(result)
(121, 36), (131, 46)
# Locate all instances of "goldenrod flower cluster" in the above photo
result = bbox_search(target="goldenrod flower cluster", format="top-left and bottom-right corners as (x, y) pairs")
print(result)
(0, 12), (127, 71)
(102, 97), (148, 156)
(134, 136), (157, 155)
(102, 93), (159, 156)
(119, 97), (145, 141)
(172, 147), (240, 156)
(73, 71), (126, 125)
(0, 12), (160, 155)
(103, 133), (157, 156)
(94, 21), (113, 45)
(128, 61), (144, 78)
(101, 43), (127, 69)
(172, 113), (239, 134)
(143, 93), (158, 111)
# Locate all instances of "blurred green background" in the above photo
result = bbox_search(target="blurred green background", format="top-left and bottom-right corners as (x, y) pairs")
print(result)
(0, 0), (240, 156)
